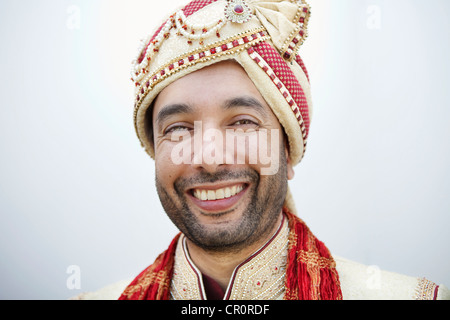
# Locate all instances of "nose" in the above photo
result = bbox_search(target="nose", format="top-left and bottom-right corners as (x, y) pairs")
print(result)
(191, 121), (228, 173)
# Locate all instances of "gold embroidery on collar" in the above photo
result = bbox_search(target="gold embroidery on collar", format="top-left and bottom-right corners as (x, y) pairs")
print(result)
(170, 236), (205, 300)
(170, 216), (289, 300)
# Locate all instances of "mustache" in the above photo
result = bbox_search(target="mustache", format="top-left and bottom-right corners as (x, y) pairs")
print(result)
(173, 169), (259, 194)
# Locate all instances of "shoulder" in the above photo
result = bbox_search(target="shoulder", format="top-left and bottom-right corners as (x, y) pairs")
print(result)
(70, 279), (132, 300)
(334, 256), (450, 300)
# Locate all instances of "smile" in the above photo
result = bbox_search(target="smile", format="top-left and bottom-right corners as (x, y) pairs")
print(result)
(188, 183), (248, 213)
(192, 184), (245, 201)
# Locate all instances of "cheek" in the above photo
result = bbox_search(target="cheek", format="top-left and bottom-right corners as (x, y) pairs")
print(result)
(155, 150), (177, 183)
(245, 129), (282, 176)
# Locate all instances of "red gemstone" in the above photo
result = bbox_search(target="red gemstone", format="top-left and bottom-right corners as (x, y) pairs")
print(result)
(232, 40), (239, 47)
(233, 4), (244, 14)
(221, 44), (228, 51)
(210, 48), (216, 54)
(199, 51), (205, 58)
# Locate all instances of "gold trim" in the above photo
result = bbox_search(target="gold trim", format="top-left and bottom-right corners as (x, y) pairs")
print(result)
(281, 2), (311, 62)
(133, 27), (270, 141)
(415, 278), (438, 300)
(170, 217), (289, 300)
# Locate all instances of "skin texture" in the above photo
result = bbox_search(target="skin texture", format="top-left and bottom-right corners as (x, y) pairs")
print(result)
(151, 60), (295, 290)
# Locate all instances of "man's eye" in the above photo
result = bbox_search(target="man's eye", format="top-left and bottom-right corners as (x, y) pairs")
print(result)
(165, 126), (189, 134)
(234, 119), (257, 126)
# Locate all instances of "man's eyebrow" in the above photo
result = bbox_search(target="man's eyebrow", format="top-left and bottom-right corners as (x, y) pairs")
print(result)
(223, 96), (269, 117)
(155, 103), (193, 128)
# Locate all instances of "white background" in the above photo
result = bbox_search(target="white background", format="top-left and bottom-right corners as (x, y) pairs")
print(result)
(0, 0), (448, 299)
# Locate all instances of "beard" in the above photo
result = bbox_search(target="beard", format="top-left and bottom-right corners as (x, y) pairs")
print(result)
(155, 152), (288, 254)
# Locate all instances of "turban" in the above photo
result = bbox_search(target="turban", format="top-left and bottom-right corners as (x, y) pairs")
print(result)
(131, 0), (313, 212)
(132, 0), (312, 163)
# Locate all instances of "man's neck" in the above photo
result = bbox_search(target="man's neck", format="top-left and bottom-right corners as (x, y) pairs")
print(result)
(184, 213), (283, 292)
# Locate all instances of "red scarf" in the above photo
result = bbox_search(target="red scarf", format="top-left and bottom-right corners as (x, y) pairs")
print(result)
(119, 209), (342, 300)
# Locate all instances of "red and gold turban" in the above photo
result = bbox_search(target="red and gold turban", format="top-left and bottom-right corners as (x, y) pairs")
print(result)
(132, 0), (313, 167)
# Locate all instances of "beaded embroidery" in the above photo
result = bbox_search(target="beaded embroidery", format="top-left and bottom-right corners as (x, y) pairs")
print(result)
(133, 27), (269, 137)
(247, 43), (310, 159)
(224, 0), (252, 24)
(280, 2), (311, 62)
(414, 278), (438, 300)
(170, 216), (289, 300)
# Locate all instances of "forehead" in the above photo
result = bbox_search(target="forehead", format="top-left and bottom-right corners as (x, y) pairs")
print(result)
(152, 60), (269, 116)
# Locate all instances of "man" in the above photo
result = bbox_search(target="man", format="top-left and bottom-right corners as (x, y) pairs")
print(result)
(76, 0), (448, 300)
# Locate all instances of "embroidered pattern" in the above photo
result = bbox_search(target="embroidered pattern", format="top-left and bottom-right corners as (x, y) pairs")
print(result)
(119, 210), (342, 300)
(132, 0), (219, 85)
(224, 0), (252, 24)
(183, 0), (218, 16)
(119, 234), (181, 300)
(170, 216), (289, 300)
(226, 219), (289, 300)
(283, 215), (342, 300)
(247, 42), (310, 158)
(133, 28), (269, 138)
(281, 3), (311, 61)
(295, 54), (310, 82)
(170, 237), (205, 300)
(415, 278), (439, 300)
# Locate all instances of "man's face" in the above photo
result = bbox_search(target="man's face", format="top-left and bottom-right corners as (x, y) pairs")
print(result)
(152, 60), (294, 253)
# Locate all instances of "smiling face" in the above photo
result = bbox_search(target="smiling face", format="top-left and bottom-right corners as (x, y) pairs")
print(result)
(151, 60), (294, 253)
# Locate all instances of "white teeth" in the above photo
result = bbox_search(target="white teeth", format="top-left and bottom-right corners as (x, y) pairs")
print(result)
(224, 187), (231, 198)
(192, 184), (245, 201)
(216, 188), (224, 200)
(207, 190), (216, 201)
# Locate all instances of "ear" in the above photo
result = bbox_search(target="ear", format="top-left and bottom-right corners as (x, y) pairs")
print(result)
(285, 142), (295, 181)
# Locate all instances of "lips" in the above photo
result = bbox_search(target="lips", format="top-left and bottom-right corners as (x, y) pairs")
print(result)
(188, 183), (248, 213)
(192, 184), (244, 201)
